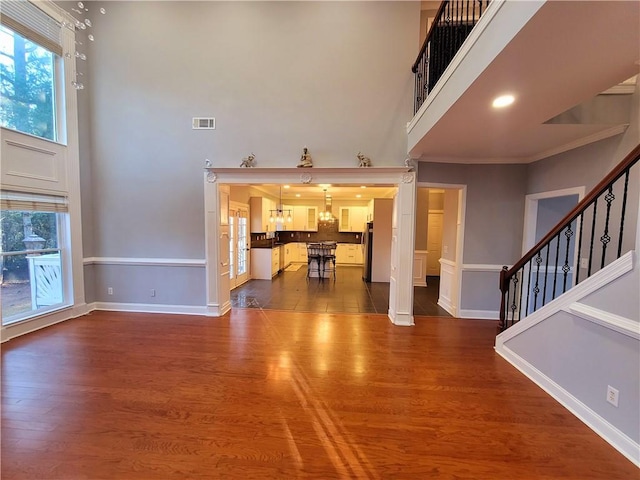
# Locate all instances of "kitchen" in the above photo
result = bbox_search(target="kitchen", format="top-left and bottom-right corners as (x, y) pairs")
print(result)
(229, 184), (394, 287)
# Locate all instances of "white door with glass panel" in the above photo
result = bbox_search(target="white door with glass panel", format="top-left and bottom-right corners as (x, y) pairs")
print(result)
(229, 204), (250, 289)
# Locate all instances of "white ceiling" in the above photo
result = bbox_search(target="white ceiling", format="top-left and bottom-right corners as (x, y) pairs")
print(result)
(409, 1), (640, 163)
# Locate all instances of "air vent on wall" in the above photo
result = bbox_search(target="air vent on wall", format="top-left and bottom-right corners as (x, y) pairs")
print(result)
(192, 117), (216, 129)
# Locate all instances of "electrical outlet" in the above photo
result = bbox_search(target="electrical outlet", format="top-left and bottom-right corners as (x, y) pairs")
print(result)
(607, 385), (619, 407)
(151, 289), (156, 297)
(107, 287), (113, 295)
(580, 258), (588, 269)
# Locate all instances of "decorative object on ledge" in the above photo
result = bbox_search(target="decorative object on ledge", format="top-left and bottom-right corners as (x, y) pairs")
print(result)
(318, 188), (335, 223)
(297, 146), (313, 168)
(240, 153), (256, 168)
(357, 152), (372, 167)
(205, 159), (212, 167)
(404, 157), (416, 172)
(269, 186), (292, 225)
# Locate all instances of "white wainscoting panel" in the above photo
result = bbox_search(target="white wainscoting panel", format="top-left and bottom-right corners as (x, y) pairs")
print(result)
(438, 259), (456, 316)
(413, 250), (427, 287)
(1, 129), (68, 193)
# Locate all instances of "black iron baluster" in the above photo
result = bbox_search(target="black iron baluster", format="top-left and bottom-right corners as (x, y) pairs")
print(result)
(543, 243), (550, 306)
(588, 199), (598, 276)
(562, 222), (574, 293)
(525, 258), (532, 316)
(576, 212), (584, 284)
(518, 266), (525, 322)
(510, 274), (518, 326)
(552, 233), (560, 299)
(600, 185), (614, 269)
(504, 271), (510, 328)
(617, 170), (630, 257)
(533, 251), (542, 311)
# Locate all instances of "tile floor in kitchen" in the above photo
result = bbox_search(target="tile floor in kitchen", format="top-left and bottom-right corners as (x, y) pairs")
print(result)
(231, 265), (451, 315)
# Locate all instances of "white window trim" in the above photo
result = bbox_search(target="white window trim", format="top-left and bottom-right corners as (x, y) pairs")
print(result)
(1, 0), (86, 341)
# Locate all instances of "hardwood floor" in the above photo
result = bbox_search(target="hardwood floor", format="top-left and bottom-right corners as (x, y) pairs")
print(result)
(2, 310), (636, 479)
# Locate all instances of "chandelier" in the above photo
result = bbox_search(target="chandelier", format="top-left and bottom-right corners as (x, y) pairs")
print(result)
(269, 186), (292, 224)
(319, 188), (334, 222)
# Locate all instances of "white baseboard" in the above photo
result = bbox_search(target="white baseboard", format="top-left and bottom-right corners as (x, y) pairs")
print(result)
(496, 344), (640, 467)
(206, 301), (231, 317)
(89, 302), (209, 316)
(437, 296), (456, 316)
(389, 310), (415, 326)
(414, 280), (427, 287)
(459, 309), (499, 320)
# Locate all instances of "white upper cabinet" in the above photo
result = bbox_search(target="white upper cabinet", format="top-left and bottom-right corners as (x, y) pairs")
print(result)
(339, 206), (367, 232)
(250, 197), (276, 233)
(292, 205), (318, 231)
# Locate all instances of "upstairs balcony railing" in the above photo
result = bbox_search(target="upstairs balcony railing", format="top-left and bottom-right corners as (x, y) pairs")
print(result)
(499, 144), (640, 333)
(412, 0), (492, 114)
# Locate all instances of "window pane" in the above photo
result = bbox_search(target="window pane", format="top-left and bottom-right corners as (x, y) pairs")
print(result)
(1, 251), (63, 322)
(1, 210), (58, 252)
(1, 210), (63, 324)
(0, 25), (56, 141)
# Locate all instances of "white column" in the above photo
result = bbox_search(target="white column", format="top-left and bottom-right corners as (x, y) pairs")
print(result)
(388, 173), (417, 326)
(204, 173), (231, 316)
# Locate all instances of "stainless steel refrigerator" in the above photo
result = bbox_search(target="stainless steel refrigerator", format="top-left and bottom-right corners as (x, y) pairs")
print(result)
(362, 221), (373, 282)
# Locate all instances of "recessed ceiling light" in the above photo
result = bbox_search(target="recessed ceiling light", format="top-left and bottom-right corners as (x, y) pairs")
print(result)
(295, 193), (301, 197)
(360, 186), (367, 189)
(283, 185), (290, 189)
(356, 194), (362, 198)
(492, 94), (515, 108)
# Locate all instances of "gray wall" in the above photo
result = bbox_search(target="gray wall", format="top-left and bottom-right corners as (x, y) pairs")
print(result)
(78, 1), (420, 303)
(535, 195), (579, 242)
(417, 163), (527, 265)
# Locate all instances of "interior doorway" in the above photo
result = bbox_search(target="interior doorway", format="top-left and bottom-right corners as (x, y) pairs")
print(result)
(416, 183), (466, 317)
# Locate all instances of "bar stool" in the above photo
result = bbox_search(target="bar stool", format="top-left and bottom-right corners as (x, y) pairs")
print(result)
(320, 242), (336, 281)
(306, 243), (323, 279)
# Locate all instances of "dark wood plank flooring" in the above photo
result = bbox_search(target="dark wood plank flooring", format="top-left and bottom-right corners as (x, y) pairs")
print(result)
(232, 265), (450, 316)
(2, 310), (636, 479)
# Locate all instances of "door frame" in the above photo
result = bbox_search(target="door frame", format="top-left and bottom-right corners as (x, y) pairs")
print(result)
(204, 167), (416, 325)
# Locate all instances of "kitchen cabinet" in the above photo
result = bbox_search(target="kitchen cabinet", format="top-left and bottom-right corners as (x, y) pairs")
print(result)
(339, 206), (367, 232)
(250, 197), (276, 233)
(271, 246), (281, 277)
(250, 246), (281, 279)
(335, 243), (363, 265)
(283, 243), (296, 268)
(297, 242), (308, 263)
(292, 206), (318, 231)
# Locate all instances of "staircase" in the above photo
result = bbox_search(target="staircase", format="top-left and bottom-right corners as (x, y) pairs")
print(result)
(494, 144), (640, 466)
(498, 144), (640, 332)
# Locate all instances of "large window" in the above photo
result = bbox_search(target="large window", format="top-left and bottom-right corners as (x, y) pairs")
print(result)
(0, 25), (57, 141)
(1, 192), (68, 324)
